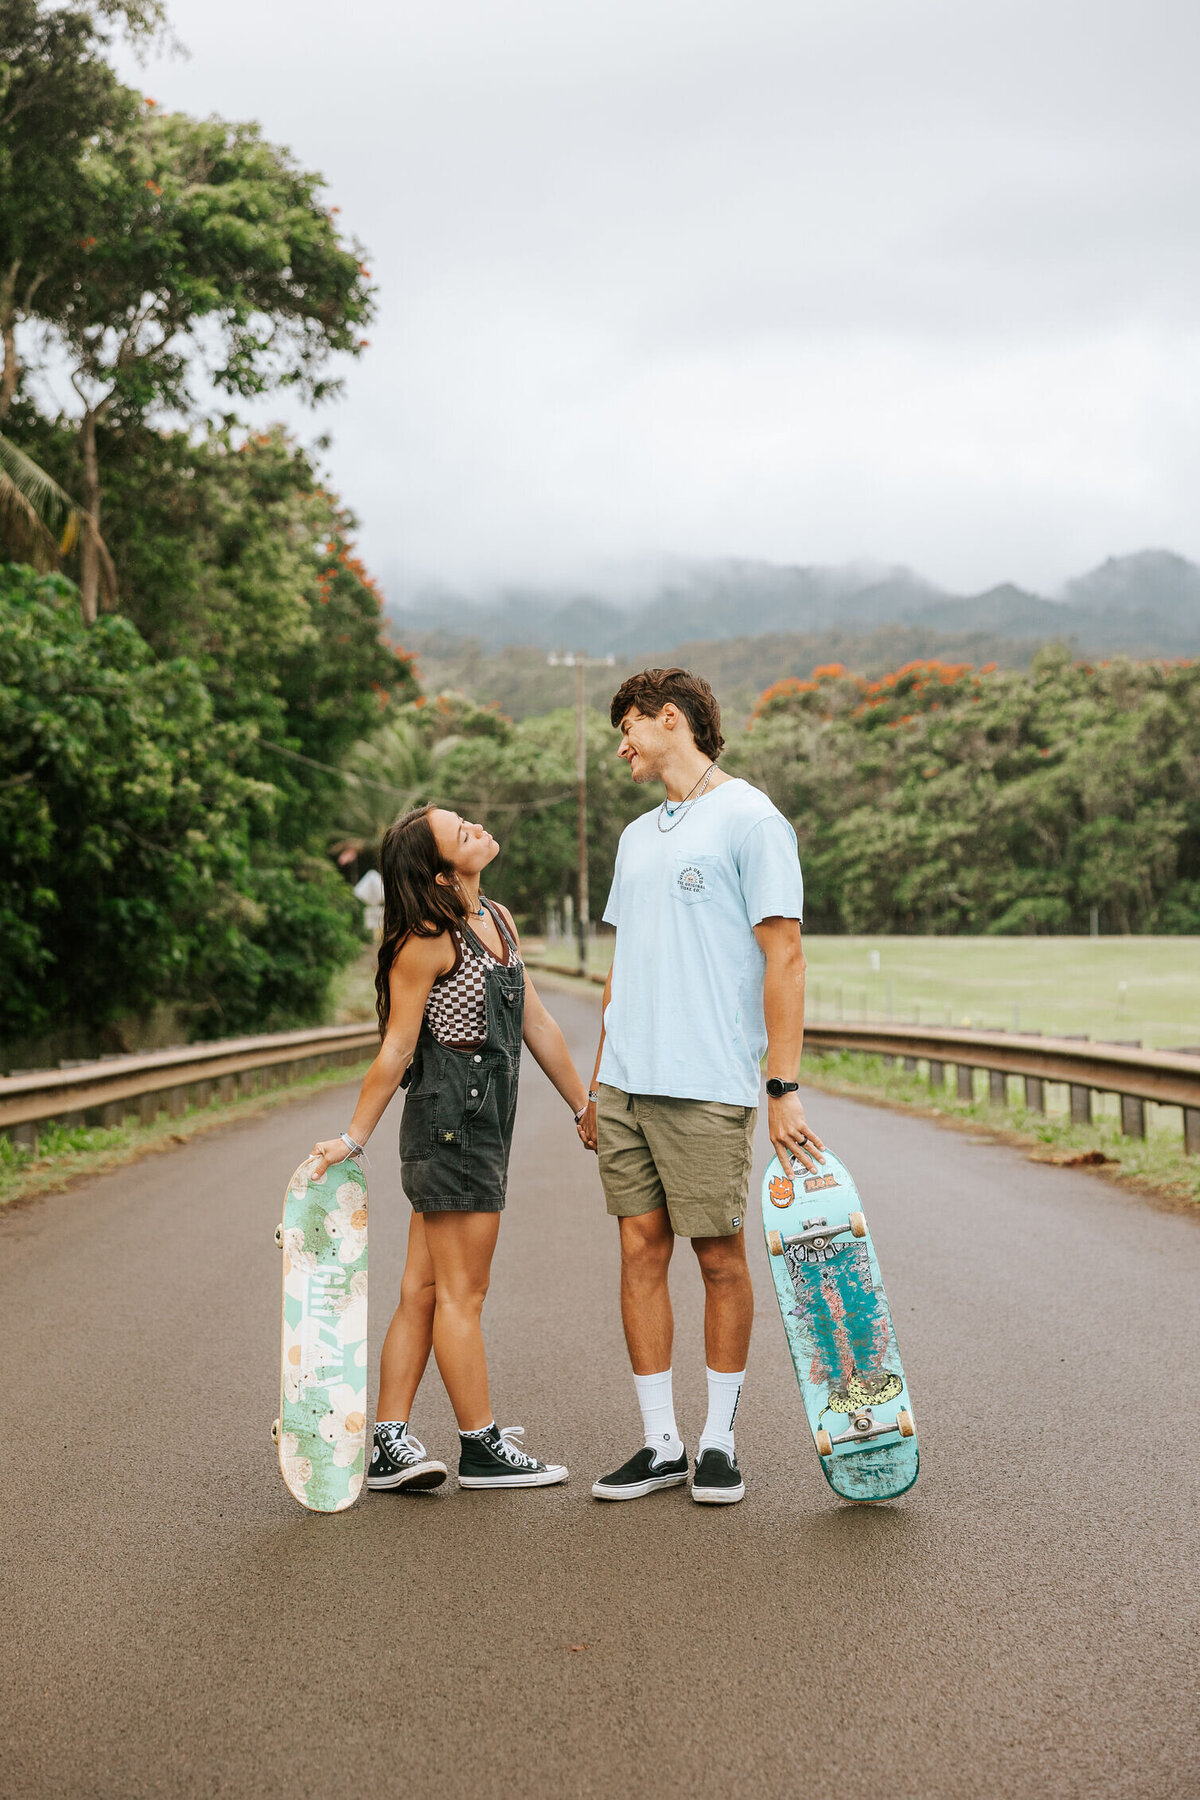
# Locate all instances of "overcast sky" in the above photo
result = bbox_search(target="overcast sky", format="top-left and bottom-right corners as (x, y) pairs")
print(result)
(115, 0), (1200, 597)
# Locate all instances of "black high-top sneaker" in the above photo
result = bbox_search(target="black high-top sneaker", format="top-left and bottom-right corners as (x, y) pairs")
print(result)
(691, 1447), (745, 1504)
(367, 1423), (448, 1492)
(591, 1445), (689, 1501)
(457, 1424), (568, 1489)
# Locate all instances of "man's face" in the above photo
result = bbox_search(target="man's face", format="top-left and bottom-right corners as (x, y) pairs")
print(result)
(617, 706), (672, 783)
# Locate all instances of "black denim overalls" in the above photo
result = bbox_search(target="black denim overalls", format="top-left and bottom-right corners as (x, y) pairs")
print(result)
(399, 900), (525, 1212)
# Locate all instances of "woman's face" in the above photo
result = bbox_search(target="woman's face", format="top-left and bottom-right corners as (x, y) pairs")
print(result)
(428, 808), (499, 878)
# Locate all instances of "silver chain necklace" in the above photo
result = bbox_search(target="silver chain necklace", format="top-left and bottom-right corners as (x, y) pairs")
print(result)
(657, 763), (716, 832)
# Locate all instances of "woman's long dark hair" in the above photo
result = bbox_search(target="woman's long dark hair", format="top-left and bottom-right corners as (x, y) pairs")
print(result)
(374, 804), (468, 1036)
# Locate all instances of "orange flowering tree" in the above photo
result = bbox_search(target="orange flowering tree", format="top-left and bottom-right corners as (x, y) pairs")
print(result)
(730, 650), (1200, 933)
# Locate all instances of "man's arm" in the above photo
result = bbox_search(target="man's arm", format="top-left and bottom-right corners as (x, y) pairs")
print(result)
(580, 959), (613, 1137)
(754, 915), (825, 1175)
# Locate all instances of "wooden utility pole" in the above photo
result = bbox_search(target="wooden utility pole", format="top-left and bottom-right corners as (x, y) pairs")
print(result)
(548, 651), (616, 975)
(575, 655), (588, 976)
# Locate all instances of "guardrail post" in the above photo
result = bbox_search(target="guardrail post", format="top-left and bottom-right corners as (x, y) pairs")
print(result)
(1060, 1038), (1093, 1126)
(903, 1057), (917, 1073)
(167, 1087), (187, 1119)
(1104, 1041), (1145, 1139)
(989, 1070), (1007, 1104)
(1185, 1109), (1200, 1156)
(928, 1060), (945, 1090)
(100, 1102), (123, 1128)
(218, 1075), (235, 1104)
(13, 1120), (37, 1153)
(1120, 1095), (1146, 1139)
(138, 1092), (159, 1126)
(956, 1065), (974, 1102)
(1024, 1076), (1046, 1113)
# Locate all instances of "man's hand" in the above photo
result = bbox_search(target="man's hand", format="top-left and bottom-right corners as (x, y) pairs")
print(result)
(767, 1091), (825, 1176)
(576, 1100), (598, 1153)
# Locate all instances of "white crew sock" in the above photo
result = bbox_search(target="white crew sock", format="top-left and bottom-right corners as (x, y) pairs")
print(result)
(633, 1369), (684, 1464)
(698, 1366), (745, 1458)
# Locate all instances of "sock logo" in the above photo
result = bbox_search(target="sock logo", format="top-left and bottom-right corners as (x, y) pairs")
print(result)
(728, 1385), (743, 1429)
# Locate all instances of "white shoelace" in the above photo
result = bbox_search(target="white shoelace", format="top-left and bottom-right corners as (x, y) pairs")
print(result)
(379, 1425), (427, 1464)
(493, 1425), (538, 1469)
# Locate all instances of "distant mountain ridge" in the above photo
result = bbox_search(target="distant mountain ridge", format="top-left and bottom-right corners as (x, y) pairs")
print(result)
(382, 549), (1200, 661)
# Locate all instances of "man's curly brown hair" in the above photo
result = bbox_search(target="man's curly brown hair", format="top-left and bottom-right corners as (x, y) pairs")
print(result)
(609, 668), (725, 760)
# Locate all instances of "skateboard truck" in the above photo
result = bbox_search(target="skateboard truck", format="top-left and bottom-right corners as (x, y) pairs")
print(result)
(815, 1408), (915, 1457)
(765, 1211), (867, 1257)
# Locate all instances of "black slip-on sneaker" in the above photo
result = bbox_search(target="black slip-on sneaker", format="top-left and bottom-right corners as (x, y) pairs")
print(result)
(691, 1447), (745, 1504)
(367, 1426), (448, 1492)
(457, 1424), (568, 1489)
(591, 1445), (689, 1501)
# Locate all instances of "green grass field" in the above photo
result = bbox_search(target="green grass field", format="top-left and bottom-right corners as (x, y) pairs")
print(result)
(532, 934), (1200, 1050)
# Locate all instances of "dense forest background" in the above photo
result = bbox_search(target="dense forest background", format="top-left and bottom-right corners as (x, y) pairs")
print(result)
(1, 3), (1196, 1070)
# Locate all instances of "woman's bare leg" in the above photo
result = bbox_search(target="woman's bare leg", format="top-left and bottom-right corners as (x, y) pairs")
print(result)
(421, 1210), (501, 1431)
(376, 1212), (436, 1421)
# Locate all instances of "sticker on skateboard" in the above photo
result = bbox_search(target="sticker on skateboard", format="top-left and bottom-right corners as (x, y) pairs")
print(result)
(271, 1154), (368, 1513)
(761, 1143), (918, 1503)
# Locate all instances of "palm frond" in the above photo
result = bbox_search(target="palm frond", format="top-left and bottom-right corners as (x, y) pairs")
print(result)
(0, 433), (117, 605)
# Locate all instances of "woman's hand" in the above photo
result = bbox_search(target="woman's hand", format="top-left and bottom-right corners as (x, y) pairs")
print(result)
(576, 1100), (598, 1154)
(308, 1137), (353, 1179)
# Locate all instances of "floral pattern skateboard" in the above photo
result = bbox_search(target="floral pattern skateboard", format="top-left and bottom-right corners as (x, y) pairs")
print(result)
(271, 1155), (369, 1512)
(762, 1144), (918, 1503)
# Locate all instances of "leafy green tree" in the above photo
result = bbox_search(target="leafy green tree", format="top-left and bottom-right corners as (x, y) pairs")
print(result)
(0, 0), (158, 420)
(0, 563), (363, 1043)
(729, 651), (1200, 933)
(36, 102), (373, 618)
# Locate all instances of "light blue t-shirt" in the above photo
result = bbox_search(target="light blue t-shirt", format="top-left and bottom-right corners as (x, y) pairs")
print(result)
(598, 777), (804, 1106)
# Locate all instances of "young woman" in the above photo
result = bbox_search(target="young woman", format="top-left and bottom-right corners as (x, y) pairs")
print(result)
(309, 803), (596, 1493)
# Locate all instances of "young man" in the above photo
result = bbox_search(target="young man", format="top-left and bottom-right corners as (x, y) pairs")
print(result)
(582, 668), (824, 1506)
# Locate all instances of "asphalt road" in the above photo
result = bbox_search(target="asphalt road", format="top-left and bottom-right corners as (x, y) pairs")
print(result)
(2, 983), (1198, 1800)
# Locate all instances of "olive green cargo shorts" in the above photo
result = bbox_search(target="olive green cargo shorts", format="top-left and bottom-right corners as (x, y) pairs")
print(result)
(596, 1083), (757, 1239)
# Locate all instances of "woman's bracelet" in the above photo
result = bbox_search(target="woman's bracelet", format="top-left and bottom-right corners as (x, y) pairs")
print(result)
(572, 1091), (600, 1123)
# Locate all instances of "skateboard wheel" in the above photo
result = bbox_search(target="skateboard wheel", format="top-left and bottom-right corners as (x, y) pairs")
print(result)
(270, 1418), (280, 1444)
(815, 1429), (833, 1458)
(766, 1230), (784, 1256)
(896, 1409), (914, 1438)
(848, 1210), (867, 1238)
(274, 1224), (283, 1247)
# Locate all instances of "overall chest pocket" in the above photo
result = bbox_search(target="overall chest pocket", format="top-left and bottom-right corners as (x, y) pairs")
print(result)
(672, 855), (719, 904)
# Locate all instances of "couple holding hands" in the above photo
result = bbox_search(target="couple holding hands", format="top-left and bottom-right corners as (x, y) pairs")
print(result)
(310, 667), (822, 1505)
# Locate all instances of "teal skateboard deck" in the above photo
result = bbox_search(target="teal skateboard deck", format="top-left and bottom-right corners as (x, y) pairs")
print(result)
(271, 1154), (369, 1513)
(761, 1145), (918, 1503)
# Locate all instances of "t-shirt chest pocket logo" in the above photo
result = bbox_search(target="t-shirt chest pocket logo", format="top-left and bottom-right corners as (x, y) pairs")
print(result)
(673, 855), (717, 904)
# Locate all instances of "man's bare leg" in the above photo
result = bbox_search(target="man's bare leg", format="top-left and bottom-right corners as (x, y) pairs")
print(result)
(619, 1207), (676, 1373)
(692, 1230), (754, 1371)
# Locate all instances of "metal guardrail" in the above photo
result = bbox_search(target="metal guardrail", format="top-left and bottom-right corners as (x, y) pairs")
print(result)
(525, 963), (1200, 1154)
(0, 1023), (378, 1150)
(4, 972), (1198, 1156)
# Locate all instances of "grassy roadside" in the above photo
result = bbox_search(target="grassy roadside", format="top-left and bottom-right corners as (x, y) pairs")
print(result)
(799, 1049), (1200, 1210)
(0, 1058), (373, 1213)
(530, 934), (1200, 1049)
(533, 965), (1200, 1212)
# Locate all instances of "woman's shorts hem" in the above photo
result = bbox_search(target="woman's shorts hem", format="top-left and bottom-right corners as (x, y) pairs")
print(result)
(408, 1194), (506, 1214)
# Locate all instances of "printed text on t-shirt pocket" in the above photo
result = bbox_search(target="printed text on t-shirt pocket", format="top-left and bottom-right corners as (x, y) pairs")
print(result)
(673, 855), (718, 904)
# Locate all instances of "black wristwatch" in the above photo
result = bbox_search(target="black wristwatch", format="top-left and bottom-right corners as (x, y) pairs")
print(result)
(766, 1078), (800, 1098)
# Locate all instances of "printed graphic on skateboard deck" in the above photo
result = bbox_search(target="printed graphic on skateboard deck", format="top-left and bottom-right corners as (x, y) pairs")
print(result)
(271, 1155), (369, 1513)
(762, 1145), (918, 1502)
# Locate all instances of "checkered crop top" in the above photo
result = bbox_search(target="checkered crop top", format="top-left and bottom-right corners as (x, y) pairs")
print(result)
(424, 910), (521, 1050)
